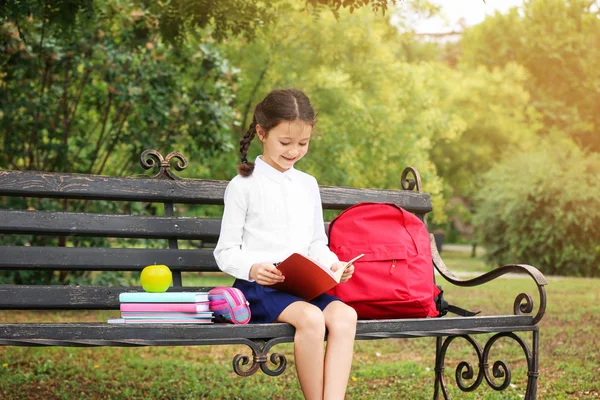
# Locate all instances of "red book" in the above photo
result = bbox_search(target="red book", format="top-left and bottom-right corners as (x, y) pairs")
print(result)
(270, 253), (364, 301)
(120, 303), (210, 312)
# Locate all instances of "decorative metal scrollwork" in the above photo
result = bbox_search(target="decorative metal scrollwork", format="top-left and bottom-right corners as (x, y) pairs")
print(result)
(435, 335), (484, 398)
(401, 167), (422, 192)
(514, 293), (534, 315)
(430, 247), (548, 325)
(140, 149), (188, 180)
(232, 337), (289, 377)
(482, 332), (533, 393)
(435, 331), (539, 399)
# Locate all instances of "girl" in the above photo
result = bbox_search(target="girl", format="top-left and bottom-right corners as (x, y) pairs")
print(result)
(214, 88), (357, 400)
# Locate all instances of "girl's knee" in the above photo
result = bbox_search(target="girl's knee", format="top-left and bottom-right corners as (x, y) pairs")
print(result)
(339, 304), (358, 326)
(296, 304), (326, 334)
(326, 303), (357, 333)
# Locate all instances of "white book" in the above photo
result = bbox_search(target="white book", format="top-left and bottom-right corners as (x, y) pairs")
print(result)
(107, 318), (213, 324)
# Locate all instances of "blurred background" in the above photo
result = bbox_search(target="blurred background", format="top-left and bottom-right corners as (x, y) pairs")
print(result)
(1, 0), (599, 281)
(1, 2), (599, 398)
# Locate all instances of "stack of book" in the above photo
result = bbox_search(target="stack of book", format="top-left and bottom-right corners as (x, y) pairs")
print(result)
(107, 291), (213, 324)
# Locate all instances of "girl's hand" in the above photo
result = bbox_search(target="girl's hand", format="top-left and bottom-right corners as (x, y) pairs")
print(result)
(331, 262), (355, 283)
(250, 263), (285, 286)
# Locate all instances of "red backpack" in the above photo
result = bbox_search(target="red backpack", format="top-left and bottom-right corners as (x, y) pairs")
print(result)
(327, 202), (441, 319)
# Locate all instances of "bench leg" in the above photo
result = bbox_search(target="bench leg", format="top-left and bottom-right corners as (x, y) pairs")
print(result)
(433, 336), (449, 400)
(524, 329), (540, 400)
(432, 330), (540, 399)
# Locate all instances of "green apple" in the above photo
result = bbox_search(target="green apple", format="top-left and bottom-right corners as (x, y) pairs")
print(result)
(140, 265), (172, 293)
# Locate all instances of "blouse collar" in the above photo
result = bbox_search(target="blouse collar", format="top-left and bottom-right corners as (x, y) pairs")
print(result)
(255, 156), (296, 183)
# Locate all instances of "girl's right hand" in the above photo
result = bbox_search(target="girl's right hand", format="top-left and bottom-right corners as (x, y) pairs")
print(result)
(249, 263), (285, 286)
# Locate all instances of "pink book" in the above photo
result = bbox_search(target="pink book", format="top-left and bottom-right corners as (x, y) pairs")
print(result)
(121, 312), (213, 318)
(120, 303), (210, 313)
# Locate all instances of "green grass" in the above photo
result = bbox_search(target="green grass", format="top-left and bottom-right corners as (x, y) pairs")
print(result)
(440, 249), (494, 273)
(0, 252), (598, 399)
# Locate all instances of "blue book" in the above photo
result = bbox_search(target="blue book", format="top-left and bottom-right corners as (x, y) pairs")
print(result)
(119, 291), (209, 303)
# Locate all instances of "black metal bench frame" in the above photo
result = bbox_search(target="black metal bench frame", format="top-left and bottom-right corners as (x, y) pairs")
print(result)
(0, 150), (548, 399)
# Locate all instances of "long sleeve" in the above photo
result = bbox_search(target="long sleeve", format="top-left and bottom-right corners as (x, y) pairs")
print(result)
(307, 180), (340, 269)
(213, 179), (255, 281)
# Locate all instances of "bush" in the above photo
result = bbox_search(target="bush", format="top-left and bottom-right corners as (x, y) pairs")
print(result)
(474, 138), (600, 277)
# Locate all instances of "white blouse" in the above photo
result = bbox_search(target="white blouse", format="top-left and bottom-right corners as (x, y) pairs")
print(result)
(213, 156), (339, 281)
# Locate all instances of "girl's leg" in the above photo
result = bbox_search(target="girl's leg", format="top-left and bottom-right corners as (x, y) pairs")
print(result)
(322, 301), (357, 400)
(276, 302), (327, 400)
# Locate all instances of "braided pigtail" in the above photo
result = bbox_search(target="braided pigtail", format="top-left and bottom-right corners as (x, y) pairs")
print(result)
(237, 116), (257, 177)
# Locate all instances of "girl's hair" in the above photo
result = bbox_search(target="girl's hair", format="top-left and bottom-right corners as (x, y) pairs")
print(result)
(237, 88), (316, 177)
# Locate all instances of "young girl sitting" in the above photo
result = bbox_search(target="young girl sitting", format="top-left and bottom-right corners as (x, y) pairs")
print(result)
(214, 88), (358, 400)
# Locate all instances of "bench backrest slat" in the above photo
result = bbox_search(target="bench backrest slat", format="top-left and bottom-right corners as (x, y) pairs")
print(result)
(0, 285), (211, 309)
(0, 170), (432, 213)
(320, 185), (431, 212)
(0, 246), (216, 271)
(0, 170), (227, 203)
(0, 210), (222, 240)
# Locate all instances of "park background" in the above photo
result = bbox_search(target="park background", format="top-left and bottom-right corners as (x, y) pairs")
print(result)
(0, 0), (599, 398)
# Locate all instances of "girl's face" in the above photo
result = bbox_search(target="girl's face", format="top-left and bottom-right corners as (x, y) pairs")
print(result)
(257, 120), (312, 172)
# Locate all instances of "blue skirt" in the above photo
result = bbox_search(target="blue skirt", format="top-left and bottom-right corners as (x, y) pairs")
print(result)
(233, 279), (341, 324)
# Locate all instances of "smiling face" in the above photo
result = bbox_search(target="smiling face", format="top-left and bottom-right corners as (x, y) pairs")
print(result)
(257, 120), (312, 172)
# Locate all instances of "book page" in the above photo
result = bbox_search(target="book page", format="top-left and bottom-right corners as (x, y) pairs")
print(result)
(333, 253), (365, 282)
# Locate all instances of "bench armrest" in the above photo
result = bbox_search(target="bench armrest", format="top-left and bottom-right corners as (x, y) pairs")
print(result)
(430, 234), (548, 324)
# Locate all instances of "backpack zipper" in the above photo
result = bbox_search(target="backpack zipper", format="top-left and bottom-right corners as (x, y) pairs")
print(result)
(390, 260), (397, 275)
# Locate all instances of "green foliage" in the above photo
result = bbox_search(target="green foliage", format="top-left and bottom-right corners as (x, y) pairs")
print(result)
(0, 0), (276, 43)
(461, 0), (600, 152)
(428, 62), (540, 197)
(1, 0), (404, 44)
(0, 0), (95, 31)
(307, 0), (399, 15)
(474, 138), (600, 277)
(0, 1), (237, 175)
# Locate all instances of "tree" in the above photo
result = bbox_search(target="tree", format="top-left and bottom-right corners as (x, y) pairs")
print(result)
(428, 63), (540, 198)
(423, 62), (540, 240)
(460, 0), (600, 152)
(1, 0), (402, 44)
(474, 137), (600, 277)
(0, 0), (237, 175)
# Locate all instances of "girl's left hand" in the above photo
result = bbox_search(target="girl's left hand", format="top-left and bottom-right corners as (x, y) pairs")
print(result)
(331, 262), (354, 283)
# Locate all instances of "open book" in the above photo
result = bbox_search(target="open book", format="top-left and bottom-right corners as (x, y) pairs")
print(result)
(270, 253), (364, 301)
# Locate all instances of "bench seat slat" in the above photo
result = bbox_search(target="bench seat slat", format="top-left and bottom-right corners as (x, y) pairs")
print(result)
(0, 170), (432, 213)
(0, 210), (221, 240)
(0, 247), (219, 272)
(0, 316), (535, 345)
(0, 285), (213, 309)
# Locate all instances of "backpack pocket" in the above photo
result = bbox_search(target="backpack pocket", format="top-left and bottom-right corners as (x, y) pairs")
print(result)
(331, 244), (411, 303)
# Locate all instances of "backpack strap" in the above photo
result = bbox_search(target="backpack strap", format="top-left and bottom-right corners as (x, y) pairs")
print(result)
(435, 285), (480, 317)
(446, 304), (480, 317)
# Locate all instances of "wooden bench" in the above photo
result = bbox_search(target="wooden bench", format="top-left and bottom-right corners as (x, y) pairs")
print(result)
(0, 150), (548, 399)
